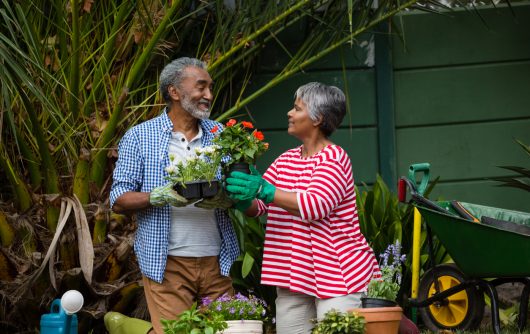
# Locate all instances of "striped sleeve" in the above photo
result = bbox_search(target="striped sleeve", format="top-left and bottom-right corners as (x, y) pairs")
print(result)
(297, 151), (349, 221)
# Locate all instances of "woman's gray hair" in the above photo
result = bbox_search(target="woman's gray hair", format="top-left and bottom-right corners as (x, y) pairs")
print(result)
(159, 57), (207, 103)
(295, 82), (346, 137)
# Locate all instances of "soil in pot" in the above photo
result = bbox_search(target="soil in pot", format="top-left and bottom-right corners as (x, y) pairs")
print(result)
(173, 181), (202, 199)
(201, 180), (219, 198)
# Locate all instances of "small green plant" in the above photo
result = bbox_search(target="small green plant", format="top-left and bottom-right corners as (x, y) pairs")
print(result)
(166, 145), (222, 185)
(201, 292), (268, 321)
(161, 302), (227, 334)
(311, 309), (365, 334)
(366, 240), (405, 302)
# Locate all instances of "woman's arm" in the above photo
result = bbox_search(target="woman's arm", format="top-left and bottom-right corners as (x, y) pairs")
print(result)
(271, 190), (300, 216)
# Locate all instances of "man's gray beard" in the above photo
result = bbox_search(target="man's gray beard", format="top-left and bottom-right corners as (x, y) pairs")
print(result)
(181, 96), (210, 119)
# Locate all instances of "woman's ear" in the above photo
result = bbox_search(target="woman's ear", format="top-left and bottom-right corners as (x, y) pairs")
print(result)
(313, 116), (323, 127)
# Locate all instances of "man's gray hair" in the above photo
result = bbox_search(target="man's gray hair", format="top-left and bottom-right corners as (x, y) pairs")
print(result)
(159, 57), (207, 103)
(295, 82), (346, 137)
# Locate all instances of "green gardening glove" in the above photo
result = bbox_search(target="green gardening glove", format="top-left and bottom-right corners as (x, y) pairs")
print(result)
(149, 183), (191, 207)
(226, 166), (276, 204)
(194, 188), (234, 210)
(233, 199), (253, 212)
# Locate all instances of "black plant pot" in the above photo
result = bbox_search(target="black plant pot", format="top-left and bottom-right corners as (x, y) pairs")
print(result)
(227, 161), (250, 175)
(173, 181), (202, 199)
(201, 180), (219, 198)
(361, 297), (398, 308)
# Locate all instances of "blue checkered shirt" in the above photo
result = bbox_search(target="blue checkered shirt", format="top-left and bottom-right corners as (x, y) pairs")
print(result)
(110, 111), (239, 283)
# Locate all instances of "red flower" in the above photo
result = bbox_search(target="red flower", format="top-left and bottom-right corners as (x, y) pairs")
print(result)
(226, 119), (237, 127)
(210, 125), (219, 133)
(241, 121), (254, 129)
(253, 131), (264, 141)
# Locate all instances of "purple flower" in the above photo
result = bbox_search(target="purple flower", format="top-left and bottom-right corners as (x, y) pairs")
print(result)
(201, 296), (213, 307)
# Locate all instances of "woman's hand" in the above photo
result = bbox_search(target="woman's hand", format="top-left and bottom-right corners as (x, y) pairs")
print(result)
(226, 166), (276, 204)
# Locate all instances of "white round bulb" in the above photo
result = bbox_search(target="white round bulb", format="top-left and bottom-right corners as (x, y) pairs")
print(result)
(61, 290), (84, 315)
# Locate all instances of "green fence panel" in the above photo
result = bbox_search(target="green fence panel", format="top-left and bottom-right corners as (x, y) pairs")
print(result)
(394, 61), (530, 127)
(396, 119), (530, 181)
(392, 3), (530, 69)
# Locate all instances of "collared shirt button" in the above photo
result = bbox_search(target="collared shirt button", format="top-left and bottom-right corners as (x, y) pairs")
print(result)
(187, 146), (190, 150)
(181, 138), (185, 142)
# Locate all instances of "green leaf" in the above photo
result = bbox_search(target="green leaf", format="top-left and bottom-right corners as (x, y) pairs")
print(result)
(242, 252), (255, 278)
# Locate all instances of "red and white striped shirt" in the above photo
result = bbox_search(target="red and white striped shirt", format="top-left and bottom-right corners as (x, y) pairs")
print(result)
(256, 145), (380, 298)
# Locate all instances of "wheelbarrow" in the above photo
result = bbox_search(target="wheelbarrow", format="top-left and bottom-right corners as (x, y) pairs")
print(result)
(398, 163), (530, 334)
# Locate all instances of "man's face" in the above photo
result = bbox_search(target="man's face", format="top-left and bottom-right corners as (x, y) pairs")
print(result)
(176, 66), (213, 119)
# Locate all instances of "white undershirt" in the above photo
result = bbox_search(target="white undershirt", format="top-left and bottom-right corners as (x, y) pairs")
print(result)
(167, 128), (221, 257)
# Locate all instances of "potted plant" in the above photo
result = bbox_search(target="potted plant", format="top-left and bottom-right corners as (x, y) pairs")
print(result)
(161, 302), (227, 334)
(350, 241), (405, 334)
(201, 292), (268, 334)
(211, 119), (268, 174)
(311, 309), (365, 334)
(166, 146), (222, 199)
(363, 240), (406, 307)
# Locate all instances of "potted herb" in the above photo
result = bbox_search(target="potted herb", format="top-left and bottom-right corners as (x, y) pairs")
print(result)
(311, 309), (365, 334)
(161, 302), (227, 334)
(211, 119), (268, 174)
(363, 240), (406, 307)
(201, 292), (268, 333)
(350, 240), (405, 334)
(166, 145), (222, 199)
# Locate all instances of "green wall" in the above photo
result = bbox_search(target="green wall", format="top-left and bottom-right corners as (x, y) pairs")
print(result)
(245, 2), (530, 211)
(392, 3), (530, 211)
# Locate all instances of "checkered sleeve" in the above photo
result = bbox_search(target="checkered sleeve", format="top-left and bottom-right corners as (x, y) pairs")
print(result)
(110, 128), (144, 208)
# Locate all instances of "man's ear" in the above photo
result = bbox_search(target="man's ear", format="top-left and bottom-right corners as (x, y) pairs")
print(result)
(168, 85), (180, 101)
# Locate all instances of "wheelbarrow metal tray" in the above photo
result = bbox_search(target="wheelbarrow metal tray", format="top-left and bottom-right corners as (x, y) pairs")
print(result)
(416, 204), (530, 278)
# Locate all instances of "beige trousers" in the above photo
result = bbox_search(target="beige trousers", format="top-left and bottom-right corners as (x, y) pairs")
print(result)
(142, 256), (233, 334)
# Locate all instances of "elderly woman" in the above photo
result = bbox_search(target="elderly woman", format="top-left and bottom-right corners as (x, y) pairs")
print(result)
(226, 82), (381, 334)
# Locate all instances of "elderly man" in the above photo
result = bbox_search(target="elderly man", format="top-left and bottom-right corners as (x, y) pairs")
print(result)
(108, 57), (238, 334)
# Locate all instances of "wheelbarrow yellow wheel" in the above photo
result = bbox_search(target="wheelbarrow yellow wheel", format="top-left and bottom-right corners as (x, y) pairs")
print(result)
(418, 264), (484, 331)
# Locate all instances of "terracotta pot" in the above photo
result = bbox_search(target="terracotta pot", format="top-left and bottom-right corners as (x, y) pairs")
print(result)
(221, 320), (263, 333)
(350, 306), (402, 334)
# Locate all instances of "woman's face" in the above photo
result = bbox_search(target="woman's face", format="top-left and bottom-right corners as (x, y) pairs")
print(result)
(287, 97), (318, 139)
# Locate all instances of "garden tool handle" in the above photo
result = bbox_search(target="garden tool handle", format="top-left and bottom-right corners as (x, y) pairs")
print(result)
(407, 163), (430, 196)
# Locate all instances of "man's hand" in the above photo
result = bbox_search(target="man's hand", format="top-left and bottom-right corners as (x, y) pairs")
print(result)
(194, 188), (234, 209)
(149, 183), (191, 207)
(226, 166), (275, 204)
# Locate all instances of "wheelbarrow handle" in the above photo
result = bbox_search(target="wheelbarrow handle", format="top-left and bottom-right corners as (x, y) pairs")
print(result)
(408, 163), (430, 196)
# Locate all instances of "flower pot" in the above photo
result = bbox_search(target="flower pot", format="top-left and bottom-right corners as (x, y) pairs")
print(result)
(173, 181), (202, 199)
(221, 320), (263, 333)
(201, 180), (219, 198)
(361, 297), (398, 308)
(227, 162), (250, 175)
(350, 306), (402, 334)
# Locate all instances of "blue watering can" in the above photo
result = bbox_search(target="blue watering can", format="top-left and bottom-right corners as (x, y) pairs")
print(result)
(40, 290), (84, 334)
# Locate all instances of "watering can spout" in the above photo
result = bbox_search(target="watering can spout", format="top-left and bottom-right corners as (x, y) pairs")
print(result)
(40, 290), (84, 334)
